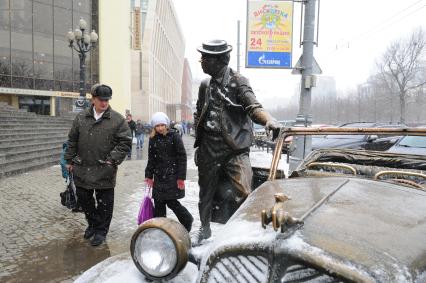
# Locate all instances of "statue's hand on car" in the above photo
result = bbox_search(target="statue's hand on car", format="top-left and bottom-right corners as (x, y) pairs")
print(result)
(265, 120), (280, 141)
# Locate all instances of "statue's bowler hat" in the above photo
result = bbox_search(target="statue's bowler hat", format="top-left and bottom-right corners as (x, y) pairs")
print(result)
(197, 39), (233, 55)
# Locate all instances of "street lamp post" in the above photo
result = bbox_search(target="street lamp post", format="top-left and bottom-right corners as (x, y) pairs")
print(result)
(66, 18), (98, 110)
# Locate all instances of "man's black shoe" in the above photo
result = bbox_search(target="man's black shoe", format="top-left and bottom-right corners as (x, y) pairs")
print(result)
(83, 227), (95, 239)
(90, 234), (106, 246)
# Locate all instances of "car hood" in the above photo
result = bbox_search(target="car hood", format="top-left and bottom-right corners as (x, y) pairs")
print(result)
(201, 176), (426, 282)
(312, 138), (364, 149)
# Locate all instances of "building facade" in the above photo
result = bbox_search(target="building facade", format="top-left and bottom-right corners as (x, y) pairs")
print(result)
(181, 58), (192, 121)
(130, 0), (185, 122)
(98, 0), (131, 116)
(0, 0), (99, 116)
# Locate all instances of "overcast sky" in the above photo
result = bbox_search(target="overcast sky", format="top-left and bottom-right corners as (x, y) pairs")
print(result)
(173, 0), (426, 108)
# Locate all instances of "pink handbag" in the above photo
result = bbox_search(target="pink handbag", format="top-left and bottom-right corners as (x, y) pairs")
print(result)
(137, 187), (154, 225)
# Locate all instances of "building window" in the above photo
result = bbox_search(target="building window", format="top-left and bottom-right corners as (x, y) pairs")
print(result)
(0, 0), (98, 93)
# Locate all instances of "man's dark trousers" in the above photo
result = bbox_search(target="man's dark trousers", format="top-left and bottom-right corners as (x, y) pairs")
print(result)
(76, 187), (114, 236)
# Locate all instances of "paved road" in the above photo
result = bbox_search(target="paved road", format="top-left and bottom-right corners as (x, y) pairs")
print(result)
(0, 135), (201, 283)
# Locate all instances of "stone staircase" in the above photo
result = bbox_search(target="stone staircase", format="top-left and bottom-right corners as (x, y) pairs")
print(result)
(0, 102), (73, 178)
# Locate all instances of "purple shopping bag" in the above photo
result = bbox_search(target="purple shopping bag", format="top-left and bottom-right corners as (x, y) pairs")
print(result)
(137, 187), (154, 225)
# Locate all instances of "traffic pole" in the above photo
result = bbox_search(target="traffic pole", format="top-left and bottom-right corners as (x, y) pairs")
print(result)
(289, 0), (318, 172)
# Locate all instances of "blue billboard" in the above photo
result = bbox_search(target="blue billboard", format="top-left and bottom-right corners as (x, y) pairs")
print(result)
(247, 51), (292, 68)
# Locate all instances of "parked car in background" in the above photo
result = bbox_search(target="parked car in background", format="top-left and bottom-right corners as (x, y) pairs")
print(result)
(253, 122), (266, 138)
(78, 127), (426, 283)
(312, 122), (406, 151)
(143, 122), (152, 134)
(285, 123), (332, 151)
(252, 123), (270, 150)
(387, 135), (426, 156)
(278, 120), (296, 127)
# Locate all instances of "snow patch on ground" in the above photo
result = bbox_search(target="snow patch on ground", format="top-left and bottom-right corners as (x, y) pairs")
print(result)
(187, 155), (197, 170)
(188, 147), (288, 174)
(250, 147), (288, 173)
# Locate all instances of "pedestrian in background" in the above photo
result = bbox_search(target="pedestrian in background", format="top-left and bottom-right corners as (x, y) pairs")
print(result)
(126, 114), (136, 158)
(181, 120), (187, 135)
(135, 119), (145, 149)
(174, 122), (184, 137)
(64, 84), (131, 246)
(127, 114), (136, 138)
(186, 121), (192, 135)
(144, 112), (193, 232)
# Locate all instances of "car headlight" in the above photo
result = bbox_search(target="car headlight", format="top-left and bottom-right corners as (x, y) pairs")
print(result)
(130, 217), (191, 280)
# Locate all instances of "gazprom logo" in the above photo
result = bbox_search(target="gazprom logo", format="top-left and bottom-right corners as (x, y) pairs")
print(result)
(258, 54), (281, 65)
(247, 51), (291, 68)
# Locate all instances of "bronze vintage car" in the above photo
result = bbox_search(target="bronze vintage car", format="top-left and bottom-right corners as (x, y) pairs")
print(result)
(130, 127), (426, 282)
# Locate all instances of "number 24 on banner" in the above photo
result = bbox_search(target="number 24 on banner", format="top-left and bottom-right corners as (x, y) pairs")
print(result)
(250, 38), (262, 47)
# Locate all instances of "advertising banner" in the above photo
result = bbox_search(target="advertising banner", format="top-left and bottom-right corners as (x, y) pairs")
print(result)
(133, 7), (141, 50)
(246, 0), (293, 69)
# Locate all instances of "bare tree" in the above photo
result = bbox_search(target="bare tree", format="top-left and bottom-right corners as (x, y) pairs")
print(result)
(376, 27), (426, 123)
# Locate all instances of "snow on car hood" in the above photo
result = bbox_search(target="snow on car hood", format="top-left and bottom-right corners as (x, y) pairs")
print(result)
(74, 253), (198, 283)
(199, 176), (426, 282)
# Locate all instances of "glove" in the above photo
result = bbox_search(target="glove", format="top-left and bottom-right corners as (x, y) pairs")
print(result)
(65, 164), (73, 173)
(145, 178), (154, 188)
(265, 120), (280, 141)
(177, 179), (185, 190)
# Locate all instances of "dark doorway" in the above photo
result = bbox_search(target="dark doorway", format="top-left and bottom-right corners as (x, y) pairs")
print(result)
(19, 95), (51, 115)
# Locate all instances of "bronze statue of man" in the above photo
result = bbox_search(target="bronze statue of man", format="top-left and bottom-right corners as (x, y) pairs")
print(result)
(193, 39), (279, 244)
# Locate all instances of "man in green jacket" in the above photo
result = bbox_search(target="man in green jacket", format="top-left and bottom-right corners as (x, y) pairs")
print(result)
(64, 84), (131, 246)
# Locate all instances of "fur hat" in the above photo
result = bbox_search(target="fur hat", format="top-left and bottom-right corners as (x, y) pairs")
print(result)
(91, 84), (112, 100)
(151, 112), (170, 127)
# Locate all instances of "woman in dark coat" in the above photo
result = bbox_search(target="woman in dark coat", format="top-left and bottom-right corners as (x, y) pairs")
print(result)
(145, 112), (193, 232)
